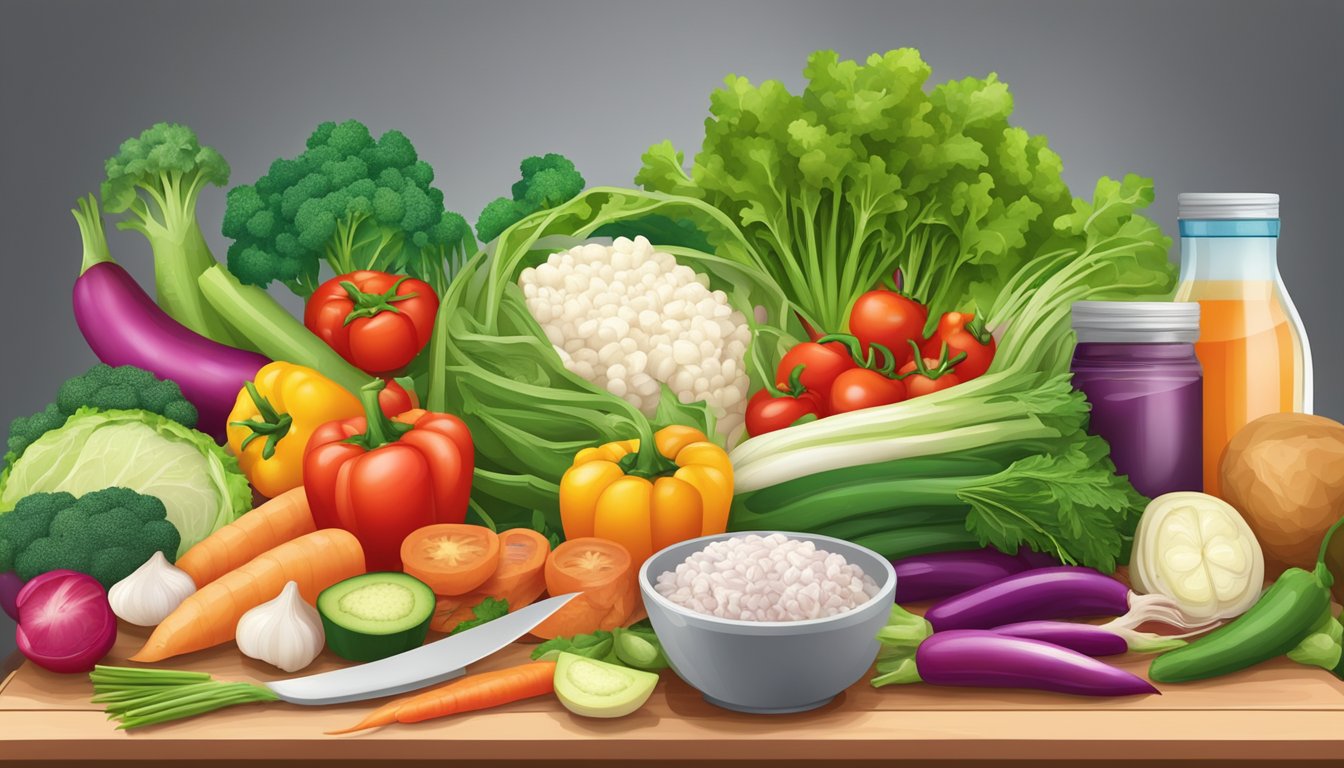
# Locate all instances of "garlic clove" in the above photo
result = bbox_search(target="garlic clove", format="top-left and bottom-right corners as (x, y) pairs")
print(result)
(235, 580), (325, 673)
(107, 551), (197, 627)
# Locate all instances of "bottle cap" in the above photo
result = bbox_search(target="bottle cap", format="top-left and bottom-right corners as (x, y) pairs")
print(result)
(1178, 193), (1278, 220)
(1071, 301), (1201, 344)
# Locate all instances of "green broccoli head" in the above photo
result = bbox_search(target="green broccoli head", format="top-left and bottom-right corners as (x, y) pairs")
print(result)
(4, 364), (197, 471)
(223, 119), (470, 297)
(101, 122), (230, 226)
(476, 153), (585, 244)
(4, 487), (179, 589)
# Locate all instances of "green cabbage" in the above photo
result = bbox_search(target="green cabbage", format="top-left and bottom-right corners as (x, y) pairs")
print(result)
(0, 408), (251, 557)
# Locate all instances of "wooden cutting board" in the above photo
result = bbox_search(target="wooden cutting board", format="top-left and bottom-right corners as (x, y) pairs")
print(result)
(2, 621), (1342, 764)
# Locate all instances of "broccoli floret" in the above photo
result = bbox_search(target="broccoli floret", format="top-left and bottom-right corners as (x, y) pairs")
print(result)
(223, 119), (472, 297)
(101, 123), (243, 346)
(476, 153), (585, 243)
(3, 488), (179, 589)
(4, 364), (198, 470)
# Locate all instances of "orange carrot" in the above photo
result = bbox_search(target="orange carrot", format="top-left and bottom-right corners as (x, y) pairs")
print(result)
(328, 661), (557, 734)
(176, 488), (317, 588)
(131, 529), (364, 662)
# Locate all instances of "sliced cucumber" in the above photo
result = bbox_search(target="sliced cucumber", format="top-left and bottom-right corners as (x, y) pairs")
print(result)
(318, 572), (435, 662)
(1131, 492), (1265, 623)
(554, 652), (658, 718)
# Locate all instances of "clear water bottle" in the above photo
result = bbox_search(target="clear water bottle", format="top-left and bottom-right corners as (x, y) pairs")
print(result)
(1174, 193), (1313, 498)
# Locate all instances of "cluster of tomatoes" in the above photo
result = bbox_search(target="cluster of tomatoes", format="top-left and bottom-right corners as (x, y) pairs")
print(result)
(745, 288), (997, 438)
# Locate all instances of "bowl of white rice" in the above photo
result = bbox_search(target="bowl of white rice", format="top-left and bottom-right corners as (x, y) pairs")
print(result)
(639, 531), (896, 714)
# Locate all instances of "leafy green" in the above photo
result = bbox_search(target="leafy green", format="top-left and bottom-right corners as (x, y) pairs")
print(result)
(425, 187), (803, 532)
(101, 123), (245, 347)
(0, 408), (250, 557)
(532, 630), (614, 662)
(728, 173), (1173, 570)
(222, 119), (472, 297)
(447, 597), (510, 636)
(636, 49), (1168, 339)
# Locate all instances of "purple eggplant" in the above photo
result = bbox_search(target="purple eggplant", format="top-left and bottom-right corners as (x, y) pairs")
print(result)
(893, 548), (1030, 603)
(873, 629), (1159, 697)
(924, 567), (1208, 633)
(72, 196), (269, 442)
(991, 620), (1188, 657)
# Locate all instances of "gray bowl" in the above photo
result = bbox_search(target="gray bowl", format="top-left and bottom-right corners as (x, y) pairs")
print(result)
(638, 531), (896, 714)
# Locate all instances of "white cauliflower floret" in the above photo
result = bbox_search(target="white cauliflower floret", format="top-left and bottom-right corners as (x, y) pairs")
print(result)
(518, 236), (752, 442)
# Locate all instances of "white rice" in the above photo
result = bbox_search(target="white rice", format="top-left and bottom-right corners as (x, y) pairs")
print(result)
(653, 533), (880, 622)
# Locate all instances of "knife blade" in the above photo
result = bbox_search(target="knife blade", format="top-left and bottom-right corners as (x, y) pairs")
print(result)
(264, 592), (578, 705)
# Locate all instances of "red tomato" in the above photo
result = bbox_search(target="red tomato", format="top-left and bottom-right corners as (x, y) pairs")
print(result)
(899, 341), (967, 398)
(921, 312), (997, 381)
(828, 368), (907, 414)
(305, 271), (439, 375)
(776, 341), (856, 405)
(745, 389), (822, 437)
(848, 290), (929, 368)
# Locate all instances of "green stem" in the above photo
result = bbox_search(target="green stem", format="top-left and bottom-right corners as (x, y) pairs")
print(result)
(616, 416), (679, 480)
(228, 381), (293, 459)
(871, 657), (923, 687)
(345, 379), (413, 451)
(73, 195), (114, 274)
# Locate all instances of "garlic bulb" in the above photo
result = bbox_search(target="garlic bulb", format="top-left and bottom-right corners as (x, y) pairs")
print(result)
(235, 581), (325, 673)
(108, 551), (197, 626)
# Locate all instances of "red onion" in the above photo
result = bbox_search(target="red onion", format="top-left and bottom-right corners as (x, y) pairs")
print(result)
(15, 570), (117, 674)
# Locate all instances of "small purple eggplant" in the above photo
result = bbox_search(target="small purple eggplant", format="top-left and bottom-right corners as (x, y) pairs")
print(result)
(991, 620), (1188, 657)
(892, 549), (1029, 603)
(924, 567), (1209, 634)
(873, 629), (1159, 697)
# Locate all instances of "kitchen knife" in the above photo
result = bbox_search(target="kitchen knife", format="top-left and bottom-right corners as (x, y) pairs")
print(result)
(264, 592), (578, 705)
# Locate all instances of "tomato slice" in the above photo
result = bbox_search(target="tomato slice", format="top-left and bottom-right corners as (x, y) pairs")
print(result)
(429, 528), (551, 633)
(401, 524), (501, 596)
(530, 537), (637, 640)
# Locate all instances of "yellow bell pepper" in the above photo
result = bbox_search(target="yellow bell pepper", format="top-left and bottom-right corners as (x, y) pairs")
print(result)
(559, 423), (733, 564)
(225, 362), (365, 498)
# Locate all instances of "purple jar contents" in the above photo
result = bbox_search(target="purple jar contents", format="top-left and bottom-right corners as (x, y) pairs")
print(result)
(1070, 302), (1203, 497)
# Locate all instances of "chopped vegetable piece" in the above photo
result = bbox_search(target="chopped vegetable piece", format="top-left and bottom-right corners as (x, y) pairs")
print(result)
(401, 525), (500, 596)
(318, 572), (435, 662)
(553, 652), (659, 718)
(531, 538), (638, 640)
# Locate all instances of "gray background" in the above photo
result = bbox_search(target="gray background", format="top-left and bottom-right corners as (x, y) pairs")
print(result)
(1, 0), (1340, 656)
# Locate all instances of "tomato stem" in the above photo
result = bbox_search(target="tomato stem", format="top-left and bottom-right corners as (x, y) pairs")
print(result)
(900, 340), (967, 381)
(228, 381), (293, 460)
(768, 365), (809, 398)
(341, 277), (419, 326)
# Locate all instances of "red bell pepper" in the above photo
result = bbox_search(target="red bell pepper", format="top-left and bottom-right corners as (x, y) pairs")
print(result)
(304, 380), (473, 571)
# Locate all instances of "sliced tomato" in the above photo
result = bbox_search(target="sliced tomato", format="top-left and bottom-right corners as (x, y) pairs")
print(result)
(429, 529), (551, 633)
(530, 537), (636, 640)
(401, 524), (501, 596)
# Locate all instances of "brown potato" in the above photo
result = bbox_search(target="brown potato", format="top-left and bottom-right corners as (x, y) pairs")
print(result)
(1219, 413), (1344, 577)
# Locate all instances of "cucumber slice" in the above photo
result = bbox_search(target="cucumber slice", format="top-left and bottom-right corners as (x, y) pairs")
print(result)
(318, 572), (435, 662)
(1131, 492), (1265, 623)
(554, 652), (658, 718)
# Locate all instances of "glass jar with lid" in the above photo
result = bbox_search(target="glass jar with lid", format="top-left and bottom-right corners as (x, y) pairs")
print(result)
(1070, 301), (1203, 498)
(1175, 193), (1313, 497)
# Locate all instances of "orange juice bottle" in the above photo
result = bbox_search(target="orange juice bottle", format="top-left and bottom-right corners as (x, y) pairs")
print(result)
(1175, 193), (1313, 497)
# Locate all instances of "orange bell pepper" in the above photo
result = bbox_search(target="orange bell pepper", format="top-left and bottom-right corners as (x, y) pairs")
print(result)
(559, 422), (733, 564)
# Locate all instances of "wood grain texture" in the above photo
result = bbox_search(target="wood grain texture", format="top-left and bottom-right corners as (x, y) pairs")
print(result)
(2, 622), (1341, 762)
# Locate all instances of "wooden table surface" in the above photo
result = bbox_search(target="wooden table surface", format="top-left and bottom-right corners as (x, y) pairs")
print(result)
(2, 622), (1342, 765)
